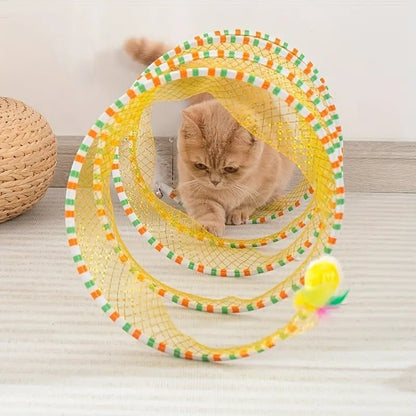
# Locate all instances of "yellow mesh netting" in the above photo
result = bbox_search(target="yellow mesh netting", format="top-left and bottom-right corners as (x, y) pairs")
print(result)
(68, 31), (343, 360)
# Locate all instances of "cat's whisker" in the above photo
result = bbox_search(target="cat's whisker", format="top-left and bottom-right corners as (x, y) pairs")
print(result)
(230, 187), (258, 207)
(181, 179), (203, 189)
(232, 183), (260, 205)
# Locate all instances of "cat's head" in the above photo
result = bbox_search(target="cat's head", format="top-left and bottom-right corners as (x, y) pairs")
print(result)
(178, 100), (263, 190)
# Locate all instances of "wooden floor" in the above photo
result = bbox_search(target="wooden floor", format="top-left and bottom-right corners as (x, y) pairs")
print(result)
(0, 189), (415, 415)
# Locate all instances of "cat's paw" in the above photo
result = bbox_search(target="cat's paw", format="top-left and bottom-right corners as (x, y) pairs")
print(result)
(226, 207), (252, 225)
(200, 221), (225, 237)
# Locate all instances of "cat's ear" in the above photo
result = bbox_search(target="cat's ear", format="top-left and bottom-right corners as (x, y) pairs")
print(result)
(181, 109), (202, 138)
(234, 124), (257, 145)
(182, 108), (201, 124)
(238, 129), (257, 145)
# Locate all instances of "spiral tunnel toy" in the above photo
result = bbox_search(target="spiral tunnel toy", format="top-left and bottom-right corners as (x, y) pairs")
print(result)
(65, 30), (345, 361)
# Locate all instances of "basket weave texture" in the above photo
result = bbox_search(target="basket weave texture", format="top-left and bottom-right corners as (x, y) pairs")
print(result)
(0, 97), (56, 223)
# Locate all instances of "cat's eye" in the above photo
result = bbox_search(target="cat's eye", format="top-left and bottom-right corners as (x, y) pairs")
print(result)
(194, 163), (207, 170)
(224, 166), (238, 173)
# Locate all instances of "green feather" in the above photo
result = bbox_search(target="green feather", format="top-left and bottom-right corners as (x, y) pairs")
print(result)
(327, 290), (349, 306)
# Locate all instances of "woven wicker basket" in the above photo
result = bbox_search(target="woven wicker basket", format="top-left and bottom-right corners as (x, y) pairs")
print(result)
(0, 97), (56, 223)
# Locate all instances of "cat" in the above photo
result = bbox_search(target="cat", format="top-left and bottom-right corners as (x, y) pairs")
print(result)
(125, 37), (295, 237)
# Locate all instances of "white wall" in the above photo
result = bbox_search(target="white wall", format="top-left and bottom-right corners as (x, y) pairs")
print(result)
(0, 0), (413, 141)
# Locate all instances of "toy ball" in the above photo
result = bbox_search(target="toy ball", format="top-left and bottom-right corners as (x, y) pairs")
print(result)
(294, 256), (345, 310)
(0, 97), (56, 223)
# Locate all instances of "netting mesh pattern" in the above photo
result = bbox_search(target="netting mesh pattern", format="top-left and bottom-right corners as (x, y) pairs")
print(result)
(65, 30), (344, 361)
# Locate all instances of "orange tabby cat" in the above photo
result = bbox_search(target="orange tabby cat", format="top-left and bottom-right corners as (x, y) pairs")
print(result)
(125, 37), (295, 236)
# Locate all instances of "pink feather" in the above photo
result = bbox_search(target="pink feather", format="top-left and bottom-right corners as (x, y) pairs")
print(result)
(316, 305), (338, 319)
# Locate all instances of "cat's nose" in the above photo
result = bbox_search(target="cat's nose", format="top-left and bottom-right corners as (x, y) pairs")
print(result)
(211, 179), (220, 186)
